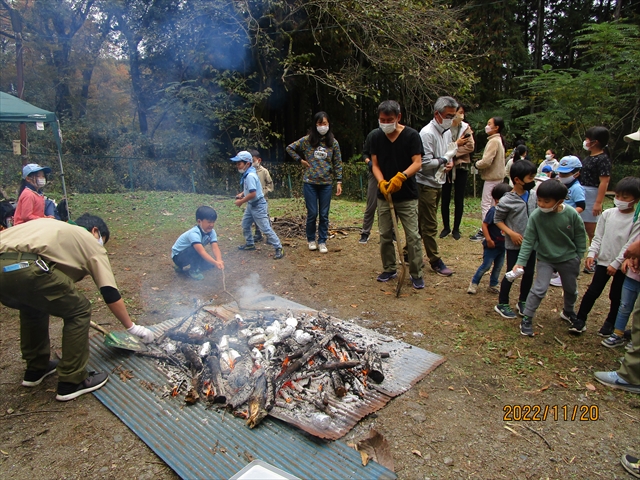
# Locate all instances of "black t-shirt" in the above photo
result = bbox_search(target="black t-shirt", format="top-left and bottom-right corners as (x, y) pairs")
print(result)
(370, 127), (423, 201)
(581, 153), (611, 187)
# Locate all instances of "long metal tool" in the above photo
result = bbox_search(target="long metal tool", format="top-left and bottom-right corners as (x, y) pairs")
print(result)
(387, 194), (406, 297)
(89, 321), (147, 352)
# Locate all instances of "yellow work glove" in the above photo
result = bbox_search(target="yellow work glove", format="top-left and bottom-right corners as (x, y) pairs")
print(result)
(386, 172), (407, 195)
(378, 180), (390, 196)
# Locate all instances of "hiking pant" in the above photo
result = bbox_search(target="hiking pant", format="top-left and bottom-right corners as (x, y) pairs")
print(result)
(377, 197), (423, 279)
(418, 184), (442, 266)
(523, 257), (580, 318)
(0, 256), (91, 384)
(441, 167), (468, 232)
(361, 171), (378, 236)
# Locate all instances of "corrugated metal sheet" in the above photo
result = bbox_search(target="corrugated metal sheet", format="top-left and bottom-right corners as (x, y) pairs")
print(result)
(87, 296), (443, 480)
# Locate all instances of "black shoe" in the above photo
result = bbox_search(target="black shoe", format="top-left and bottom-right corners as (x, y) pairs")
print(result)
(410, 275), (425, 289)
(377, 271), (398, 282)
(56, 372), (109, 401)
(22, 360), (59, 387)
(359, 233), (369, 244)
(598, 322), (614, 337)
(568, 317), (586, 334)
(439, 228), (451, 239)
(274, 247), (284, 260)
(238, 244), (256, 251)
(520, 316), (534, 336)
(253, 234), (263, 243)
(624, 329), (632, 340)
(469, 230), (484, 242)
(451, 230), (461, 240)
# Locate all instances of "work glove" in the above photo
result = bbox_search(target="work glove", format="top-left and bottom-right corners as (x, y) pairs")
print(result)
(127, 323), (155, 343)
(386, 172), (407, 195)
(443, 142), (458, 162)
(378, 180), (390, 196)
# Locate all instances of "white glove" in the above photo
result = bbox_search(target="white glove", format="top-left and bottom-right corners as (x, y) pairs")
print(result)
(127, 323), (155, 343)
(443, 142), (458, 162)
(434, 165), (447, 185)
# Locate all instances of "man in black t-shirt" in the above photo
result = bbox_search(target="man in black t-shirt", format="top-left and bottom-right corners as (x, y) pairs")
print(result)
(370, 100), (425, 289)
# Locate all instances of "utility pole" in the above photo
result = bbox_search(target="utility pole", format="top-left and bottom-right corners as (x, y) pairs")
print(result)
(8, 7), (28, 165)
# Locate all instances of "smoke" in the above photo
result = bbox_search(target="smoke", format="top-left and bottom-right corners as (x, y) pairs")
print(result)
(235, 272), (265, 307)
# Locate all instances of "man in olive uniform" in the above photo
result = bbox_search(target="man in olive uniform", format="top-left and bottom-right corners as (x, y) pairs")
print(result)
(0, 214), (153, 401)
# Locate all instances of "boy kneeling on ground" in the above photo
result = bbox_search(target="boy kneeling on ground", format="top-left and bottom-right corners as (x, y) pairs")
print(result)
(172, 206), (224, 281)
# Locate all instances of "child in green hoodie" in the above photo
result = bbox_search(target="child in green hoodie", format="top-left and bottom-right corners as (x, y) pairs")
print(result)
(512, 180), (588, 336)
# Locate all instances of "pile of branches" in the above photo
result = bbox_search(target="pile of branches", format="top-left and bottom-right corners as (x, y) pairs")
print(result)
(153, 309), (386, 430)
(271, 215), (307, 239)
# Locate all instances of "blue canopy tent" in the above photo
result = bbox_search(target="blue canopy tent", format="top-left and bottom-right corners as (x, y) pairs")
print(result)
(0, 91), (69, 218)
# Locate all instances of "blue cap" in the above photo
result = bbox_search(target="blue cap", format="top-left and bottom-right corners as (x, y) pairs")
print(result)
(556, 155), (582, 173)
(230, 151), (253, 162)
(541, 165), (553, 173)
(22, 163), (52, 179)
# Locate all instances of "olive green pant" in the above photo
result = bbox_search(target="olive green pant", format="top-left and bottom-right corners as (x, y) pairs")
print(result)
(618, 294), (640, 385)
(0, 258), (91, 384)
(418, 184), (442, 266)
(377, 197), (423, 279)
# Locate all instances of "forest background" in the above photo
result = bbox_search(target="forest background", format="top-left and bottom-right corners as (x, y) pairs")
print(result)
(1, 0), (639, 197)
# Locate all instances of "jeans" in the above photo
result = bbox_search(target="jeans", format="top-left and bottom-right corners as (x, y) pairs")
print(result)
(614, 276), (640, 332)
(304, 183), (332, 244)
(361, 171), (378, 236)
(576, 265), (625, 324)
(441, 167), (468, 232)
(242, 198), (282, 249)
(499, 249), (537, 305)
(377, 197), (423, 279)
(173, 246), (213, 272)
(472, 245), (505, 287)
(523, 256), (581, 318)
(617, 294), (640, 384)
(417, 184), (442, 265)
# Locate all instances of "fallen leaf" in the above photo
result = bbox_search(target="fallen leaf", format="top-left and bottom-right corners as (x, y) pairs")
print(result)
(354, 429), (394, 472)
(124, 267), (131, 271)
(570, 367), (578, 372)
(412, 449), (422, 457)
(585, 383), (596, 391)
(151, 287), (159, 291)
(419, 390), (429, 399)
(350, 304), (358, 308)
(448, 386), (454, 391)
(539, 385), (550, 392)
(537, 361), (544, 366)
(359, 450), (370, 466)
(0, 450), (8, 455)
(558, 382), (568, 388)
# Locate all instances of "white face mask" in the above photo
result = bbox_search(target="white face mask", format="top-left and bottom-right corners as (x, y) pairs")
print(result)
(252, 161), (260, 168)
(545, 154), (552, 161)
(317, 125), (329, 135)
(440, 118), (453, 130)
(583, 140), (590, 151)
(559, 175), (575, 185)
(97, 235), (104, 246)
(485, 125), (494, 134)
(379, 121), (396, 134)
(614, 199), (634, 210)
(36, 177), (46, 187)
(539, 201), (560, 214)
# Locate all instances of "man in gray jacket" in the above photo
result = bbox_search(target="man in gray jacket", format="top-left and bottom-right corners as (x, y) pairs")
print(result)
(418, 96), (458, 276)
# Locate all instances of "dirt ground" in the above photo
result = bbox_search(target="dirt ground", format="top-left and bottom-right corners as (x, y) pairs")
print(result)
(1, 204), (639, 480)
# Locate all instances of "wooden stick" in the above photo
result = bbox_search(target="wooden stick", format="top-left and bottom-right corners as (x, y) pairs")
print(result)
(1, 410), (64, 419)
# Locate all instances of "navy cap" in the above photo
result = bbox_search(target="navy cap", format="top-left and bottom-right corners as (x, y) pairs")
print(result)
(22, 163), (52, 179)
(230, 151), (252, 162)
(556, 156), (582, 173)
(541, 165), (553, 173)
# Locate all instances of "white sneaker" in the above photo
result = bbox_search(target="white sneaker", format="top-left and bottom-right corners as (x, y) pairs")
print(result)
(308, 241), (317, 251)
(550, 275), (562, 287)
(467, 282), (478, 294)
(318, 243), (328, 254)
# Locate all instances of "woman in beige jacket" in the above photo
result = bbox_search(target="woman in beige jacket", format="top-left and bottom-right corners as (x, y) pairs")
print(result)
(471, 116), (506, 241)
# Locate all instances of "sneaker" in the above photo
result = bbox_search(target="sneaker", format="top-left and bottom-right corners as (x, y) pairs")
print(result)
(469, 230), (484, 242)
(601, 333), (625, 348)
(516, 301), (526, 316)
(188, 269), (204, 281)
(487, 285), (500, 294)
(593, 371), (640, 394)
(620, 453), (640, 479)
(56, 372), (109, 401)
(22, 360), (59, 387)
(452, 230), (461, 241)
(624, 329), (632, 340)
(439, 228), (451, 239)
(253, 234), (263, 243)
(431, 259), (453, 277)
(238, 244), (256, 251)
(308, 241), (317, 251)
(318, 243), (328, 254)
(411, 276), (425, 289)
(274, 247), (284, 260)
(568, 317), (586, 334)
(560, 310), (576, 324)
(495, 304), (517, 319)
(549, 275), (562, 287)
(626, 341), (634, 353)
(520, 316), (534, 336)
(467, 282), (478, 294)
(173, 264), (187, 275)
(598, 322), (614, 337)
(359, 233), (369, 244)
(377, 271), (398, 282)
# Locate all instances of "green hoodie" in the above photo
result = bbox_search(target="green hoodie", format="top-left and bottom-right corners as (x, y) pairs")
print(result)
(517, 204), (587, 265)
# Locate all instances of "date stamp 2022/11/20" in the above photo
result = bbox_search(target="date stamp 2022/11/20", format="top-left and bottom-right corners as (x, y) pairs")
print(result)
(503, 404), (599, 421)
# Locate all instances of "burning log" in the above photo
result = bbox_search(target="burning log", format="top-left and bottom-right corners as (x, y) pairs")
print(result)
(246, 372), (268, 429)
(181, 345), (204, 374)
(227, 369), (263, 409)
(345, 372), (366, 397)
(317, 360), (361, 371)
(205, 355), (227, 404)
(264, 367), (276, 412)
(363, 347), (385, 383)
(330, 371), (347, 398)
